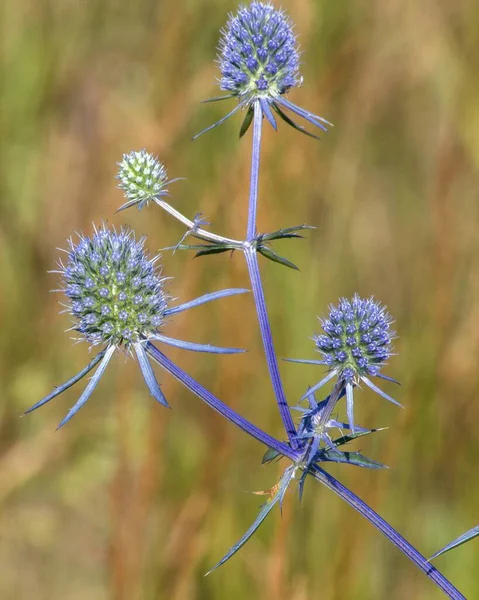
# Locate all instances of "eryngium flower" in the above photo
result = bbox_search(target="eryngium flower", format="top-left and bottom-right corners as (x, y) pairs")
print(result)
(117, 150), (181, 211)
(288, 295), (400, 432)
(26, 224), (247, 428)
(220, 1), (300, 101)
(195, 1), (331, 139)
(62, 225), (168, 347)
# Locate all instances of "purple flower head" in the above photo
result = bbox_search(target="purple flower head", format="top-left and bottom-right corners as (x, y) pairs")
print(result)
(315, 295), (394, 382)
(194, 2), (331, 139)
(26, 223), (248, 429)
(219, 2), (300, 102)
(287, 295), (400, 433)
(62, 224), (169, 348)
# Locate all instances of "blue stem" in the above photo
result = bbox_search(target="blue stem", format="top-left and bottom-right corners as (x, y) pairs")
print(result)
(244, 99), (298, 448)
(145, 341), (296, 460)
(310, 465), (465, 600)
(146, 344), (461, 596)
(244, 247), (298, 447)
(246, 101), (263, 241)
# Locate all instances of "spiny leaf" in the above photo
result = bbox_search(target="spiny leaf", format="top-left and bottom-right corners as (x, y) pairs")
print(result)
(430, 525), (479, 560)
(257, 246), (299, 270)
(272, 103), (322, 140)
(239, 105), (254, 138)
(195, 247), (235, 258)
(262, 447), (282, 464)
(260, 224), (315, 242)
(316, 448), (388, 470)
(206, 466), (297, 574)
(333, 427), (387, 448)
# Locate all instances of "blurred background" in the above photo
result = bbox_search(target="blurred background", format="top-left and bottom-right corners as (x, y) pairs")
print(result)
(1, 0), (479, 598)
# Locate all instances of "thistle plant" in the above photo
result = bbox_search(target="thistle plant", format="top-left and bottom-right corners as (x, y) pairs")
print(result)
(28, 2), (466, 598)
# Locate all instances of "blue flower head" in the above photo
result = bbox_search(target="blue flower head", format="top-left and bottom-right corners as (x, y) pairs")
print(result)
(117, 150), (181, 211)
(26, 224), (247, 428)
(289, 295), (400, 432)
(63, 224), (168, 348)
(219, 1), (300, 103)
(195, 1), (331, 139)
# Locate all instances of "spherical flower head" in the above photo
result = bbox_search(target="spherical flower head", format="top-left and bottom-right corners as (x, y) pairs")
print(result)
(117, 150), (168, 210)
(61, 225), (168, 347)
(218, 2), (300, 103)
(315, 295), (394, 384)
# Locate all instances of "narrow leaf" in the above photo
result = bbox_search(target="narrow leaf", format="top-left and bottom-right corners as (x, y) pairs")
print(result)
(193, 104), (242, 140)
(239, 105), (254, 138)
(57, 345), (116, 429)
(317, 448), (388, 470)
(257, 246), (299, 270)
(272, 102), (322, 140)
(134, 342), (169, 407)
(259, 98), (277, 130)
(165, 288), (249, 316)
(195, 247), (234, 258)
(332, 427), (387, 448)
(201, 94), (235, 103)
(24, 349), (107, 414)
(206, 467), (296, 574)
(155, 334), (246, 355)
(262, 447), (281, 464)
(277, 98), (331, 131)
(300, 370), (338, 401)
(261, 224), (315, 242)
(361, 376), (403, 408)
(430, 525), (479, 560)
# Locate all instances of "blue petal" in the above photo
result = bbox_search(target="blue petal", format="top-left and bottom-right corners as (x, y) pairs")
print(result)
(154, 334), (245, 355)
(300, 370), (338, 401)
(192, 104), (242, 140)
(56, 345), (116, 430)
(134, 342), (169, 407)
(276, 97), (331, 131)
(24, 349), (107, 414)
(259, 98), (277, 130)
(361, 376), (403, 408)
(164, 288), (249, 316)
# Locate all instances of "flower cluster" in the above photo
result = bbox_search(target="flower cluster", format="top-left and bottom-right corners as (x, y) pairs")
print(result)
(315, 295), (394, 382)
(117, 150), (177, 211)
(288, 295), (399, 433)
(195, 1), (331, 138)
(62, 224), (168, 347)
(219, 2), (300, 102)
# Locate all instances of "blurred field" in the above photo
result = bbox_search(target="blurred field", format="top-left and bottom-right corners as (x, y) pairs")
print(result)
(2, 0), (479, 598)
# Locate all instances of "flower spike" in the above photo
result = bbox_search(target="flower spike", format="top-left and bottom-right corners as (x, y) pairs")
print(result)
(195, 2), (331, 139)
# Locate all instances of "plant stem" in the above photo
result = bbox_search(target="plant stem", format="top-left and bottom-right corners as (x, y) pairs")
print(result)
(146, 341), (296, 460)
(246, 101), (263, 242)
(244, 246), (298, 446)
(310, 465), (465, 600)
(155, 199), (242, 246)
(243, 100), (298, 447)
